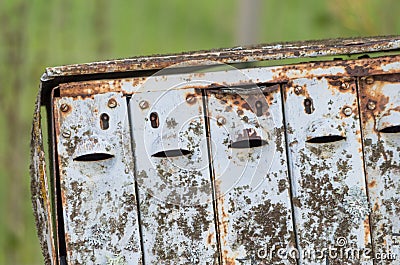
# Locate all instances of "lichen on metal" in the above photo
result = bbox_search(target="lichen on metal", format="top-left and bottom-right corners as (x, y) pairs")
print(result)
(359, 74), (400, 262)
(31, 36), (400, 265)
(54, 92), (142, 264)
(206, 85), (296, 264)
(283, 77), (372, 264)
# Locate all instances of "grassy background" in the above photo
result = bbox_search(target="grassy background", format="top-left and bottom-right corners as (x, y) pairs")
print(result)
(0, 0), (398, 264)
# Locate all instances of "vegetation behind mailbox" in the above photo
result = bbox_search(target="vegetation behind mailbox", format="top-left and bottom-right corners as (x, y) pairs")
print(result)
(1, 1), (400, 264)
(31, 37), (400, 264)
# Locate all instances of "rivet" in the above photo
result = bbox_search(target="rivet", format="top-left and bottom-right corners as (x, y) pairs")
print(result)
(343, 107), (353, 116)
(107, 98), (117, 108)
(60, 104), (70, 112)
(365, 76), (374, 85)
(139, 100), (149, 109)
(186, 94), (196, 104)
(237, 109), (244, 116)
(294, 86), (303, 95)
(217, 116), (226, 126)
(367, 100), (376, 110)
(62, 130), (71, 138)
(341, 82), (350, 90)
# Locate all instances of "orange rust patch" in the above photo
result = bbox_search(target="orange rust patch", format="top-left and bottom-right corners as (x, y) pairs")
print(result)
(207, 233), (214, 245)
(368, 179), (377, 188)
(223, 250), (237, 265)
(131, 77), (146, 87)
(364, 217), (371, 245)
(60, 81), (118, 98)
(373, 202), (380, 211)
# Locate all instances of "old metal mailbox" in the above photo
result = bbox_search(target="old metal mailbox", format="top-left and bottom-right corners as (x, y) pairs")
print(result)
(129, 88), (218, 264)
(206, 85), (295, 264)
(359, 74), (400, 261)
(283, 77), (371, 264)
(31, 36), (400, 265)
(54, 92), (142, 264)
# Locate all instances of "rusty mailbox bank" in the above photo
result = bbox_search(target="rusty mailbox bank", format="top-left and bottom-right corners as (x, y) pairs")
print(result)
(31, 37), (400, 265)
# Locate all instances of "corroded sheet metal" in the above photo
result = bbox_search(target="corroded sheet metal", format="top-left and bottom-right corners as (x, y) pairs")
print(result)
(129, 88), (218, 264)
(206, 85), (296, 264)
(54, 92), (142, 264)
(42, 36), (400, 81)
(55, 55), (400, 100)
(283, 77), (372, 264)
(31, 88), (57, 265)
(359, 74), (400, 264)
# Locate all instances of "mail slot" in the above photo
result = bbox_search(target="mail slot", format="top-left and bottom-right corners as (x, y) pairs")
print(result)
(31, 37), (400, 265)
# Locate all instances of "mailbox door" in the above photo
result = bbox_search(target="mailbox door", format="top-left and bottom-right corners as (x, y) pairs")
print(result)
(283, 78), (372, 264)
(54, 92), (142, 264)
(206, 85), (296, 264)
(129, 89), (218, 264)
(359, 74), (400, 262)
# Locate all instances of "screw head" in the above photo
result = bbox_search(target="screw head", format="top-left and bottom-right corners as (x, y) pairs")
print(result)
(217, 116), (226, 126)
(62, 130), (71, 138)
(341, 82), (350, 90)
(365, 76), (374, 85)
(237, 109), (244, 116)
(367, 100), (376, 110)
(107, 98), (117, 108)
(343, 107), (353, 116)
(186, 94), (196, 104)
(60, 104), (70, 112)
(294, 86), (303, 95)
(139, 100), (149, 109)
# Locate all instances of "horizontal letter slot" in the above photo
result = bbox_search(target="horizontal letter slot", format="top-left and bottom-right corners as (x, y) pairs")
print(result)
(152, 149), (191, 158)
(73, 153), (114, 162)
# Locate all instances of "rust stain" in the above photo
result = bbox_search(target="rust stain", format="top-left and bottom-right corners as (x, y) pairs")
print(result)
(223, 250), (237, 265)
(206, 233), (214, 245)
(364, 218), (371, 245)
(43, 36), (400, 81)
(368, 179), (377, 188)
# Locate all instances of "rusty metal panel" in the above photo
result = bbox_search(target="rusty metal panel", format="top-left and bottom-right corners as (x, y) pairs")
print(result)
(31, 89), (57, 265)
(42, 36), (400, 81)
(54, 92), (142, 264)
(206, 85), (296, 264)
(359, 74), (400, 263)
(129, 88), (218, 264)
(283, 77), (372, 264)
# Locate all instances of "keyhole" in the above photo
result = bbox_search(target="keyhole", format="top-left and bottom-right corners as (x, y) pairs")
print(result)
(304, 98), (314, 114)
(255, 101), (263, 117)
(150, 112), (159, 128)
(100, 113), (110, 130)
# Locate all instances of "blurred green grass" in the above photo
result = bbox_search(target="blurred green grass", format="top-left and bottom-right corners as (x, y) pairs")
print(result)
(0, 0), (398, 264)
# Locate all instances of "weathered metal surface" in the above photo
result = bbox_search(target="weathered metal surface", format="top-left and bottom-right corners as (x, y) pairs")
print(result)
(359, 74), (400, 264)
(55, 55), (400, 100)
(129, 88), (218, 264)
(283, 77), (372, 264)
(42, 36), (400, 81)
(206, 85), (296, 264)
(31, 37), (400, 265)
(54, 92), (142, 264)
(30, 88), (57, 265)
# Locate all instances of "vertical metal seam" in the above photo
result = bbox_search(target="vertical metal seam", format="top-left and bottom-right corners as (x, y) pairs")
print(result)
(126, 96), (146, 265)
(52, 93), (68, 265)
(355, 78), (376, 265)
(47, 90), (59, 265)
(279, 83), (300, 265)
(201, 89), (222, 265)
